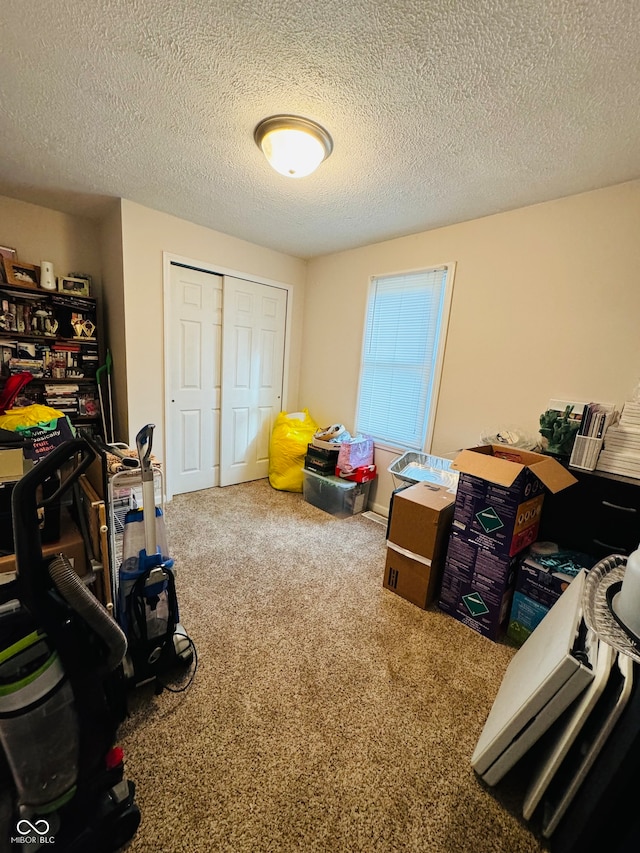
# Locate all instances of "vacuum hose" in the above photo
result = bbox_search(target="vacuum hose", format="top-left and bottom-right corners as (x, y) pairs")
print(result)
(48, 555), (128, 671)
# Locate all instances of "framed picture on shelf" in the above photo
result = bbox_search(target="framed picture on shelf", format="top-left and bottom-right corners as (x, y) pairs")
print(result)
(67, 272), (92, 296)
(0, 245), (17, 282)
(0, 246), (17, 261)
(58, 275), (91, 297)
(4, 260), (40, 288)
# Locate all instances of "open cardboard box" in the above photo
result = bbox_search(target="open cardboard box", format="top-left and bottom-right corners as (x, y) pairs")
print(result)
(449, 445), (577, 557)
(451, 445), (578, 493)
(439, 445), (577, 640)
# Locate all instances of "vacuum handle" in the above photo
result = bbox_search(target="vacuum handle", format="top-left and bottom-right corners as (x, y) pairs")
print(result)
(136, 423), (154, 478)
(11, 438), (96, 604)
(13, 438), (95, 513)
(135, 424), (157, 555)
(92, 436), (140, 468)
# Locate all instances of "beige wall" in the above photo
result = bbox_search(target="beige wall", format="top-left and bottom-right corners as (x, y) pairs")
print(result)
(99, 201), (126, 440)
(0, 194), (306, 469)
(0, 195), (102, 294)
(119, 199), (307, 461)
(303, 180), (640, 515)
(5, 183), (640, 518)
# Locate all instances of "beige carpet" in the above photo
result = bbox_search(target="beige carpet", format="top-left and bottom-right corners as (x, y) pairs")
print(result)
(120, 479), (546, 853)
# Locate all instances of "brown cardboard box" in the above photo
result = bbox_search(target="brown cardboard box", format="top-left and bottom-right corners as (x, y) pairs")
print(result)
(387, 482), (456, 560)
(0, 448), (32, 484)
(438, 445), (577, 640)
(0, 509), (87, 577)
(383, 482), (456, 608)
(383, 546), (438, 609)
(448, 445), (577, 557)
(452, 444), (577, 493)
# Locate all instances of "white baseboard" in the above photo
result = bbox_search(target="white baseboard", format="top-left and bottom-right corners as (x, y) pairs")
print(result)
(362, 510), (387, 526)
(369, 500), (389, 518)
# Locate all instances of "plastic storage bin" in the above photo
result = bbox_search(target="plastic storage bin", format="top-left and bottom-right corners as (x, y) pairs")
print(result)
(302, 468), (371, 518)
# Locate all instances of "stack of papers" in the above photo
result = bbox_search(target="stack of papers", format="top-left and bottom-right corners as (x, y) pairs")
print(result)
(596, 401), (640, 478)
(569, 402), (617, 471)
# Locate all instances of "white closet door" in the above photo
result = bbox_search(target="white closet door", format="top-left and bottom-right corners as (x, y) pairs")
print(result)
(168, 265), (222, 494)
(220, 276), (287, 486)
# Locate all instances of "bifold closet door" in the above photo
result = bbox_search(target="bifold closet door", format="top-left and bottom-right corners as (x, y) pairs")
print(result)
(219, 276), (287, 487)
(168, 265), (222, 494)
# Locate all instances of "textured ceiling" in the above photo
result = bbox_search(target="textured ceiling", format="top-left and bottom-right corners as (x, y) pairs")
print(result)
(1, 0), (639, 259)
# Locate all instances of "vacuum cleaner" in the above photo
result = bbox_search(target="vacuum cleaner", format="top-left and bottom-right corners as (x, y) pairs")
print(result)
(116, 424), (195, 690)
(0, 438), (140, 851)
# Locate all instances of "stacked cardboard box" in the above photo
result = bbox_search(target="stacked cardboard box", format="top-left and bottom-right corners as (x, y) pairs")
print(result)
(438, 446), (577, 640)
(507, 548), (597, 646)
(303, 433), (376, 515)
(305, 436), (376, 479)
(383, 482), (456, 609)
(304, 442), (340, 475)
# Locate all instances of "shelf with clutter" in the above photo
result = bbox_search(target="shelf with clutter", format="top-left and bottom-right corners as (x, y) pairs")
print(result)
(0, 251), (102, 436)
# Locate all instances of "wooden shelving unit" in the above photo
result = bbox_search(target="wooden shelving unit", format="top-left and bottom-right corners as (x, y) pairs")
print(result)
(0, 281), (101, 434)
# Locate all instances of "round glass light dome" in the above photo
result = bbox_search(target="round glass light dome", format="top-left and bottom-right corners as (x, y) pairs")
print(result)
(254, 116), (333, 178)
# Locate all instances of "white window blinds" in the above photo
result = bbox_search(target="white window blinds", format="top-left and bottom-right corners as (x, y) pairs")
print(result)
(356, 267), (450, 450)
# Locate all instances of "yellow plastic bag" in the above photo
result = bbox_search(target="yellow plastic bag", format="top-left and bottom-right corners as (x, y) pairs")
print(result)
(269, 409), (318, 492)
(0, 404), (65, 432)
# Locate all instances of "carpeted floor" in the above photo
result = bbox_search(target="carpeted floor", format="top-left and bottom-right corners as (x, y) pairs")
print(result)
(120, 479), (546, 852)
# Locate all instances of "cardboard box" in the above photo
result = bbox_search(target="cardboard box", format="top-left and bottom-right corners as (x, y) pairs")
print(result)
(304, 443), (341, 475)
(449, 445), (577, 557)
(0, 509), (87, 576)
(334, 464), (377, 483)
(306, 443), (340, 463)
(384, 545), (442, 609)
(383, 482), (456, 608)
(387, 482), (456, 561)
(507, 548), (597, 645)
(438, 530), (518, 639)
(304, 455), (335, 475)
(0, 447), (31, 483)
(311, 436), (343, 451)
(438, 447), (576, 640)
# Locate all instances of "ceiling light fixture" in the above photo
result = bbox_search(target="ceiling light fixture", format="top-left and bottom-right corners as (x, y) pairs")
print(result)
(254, 115), (333, 178)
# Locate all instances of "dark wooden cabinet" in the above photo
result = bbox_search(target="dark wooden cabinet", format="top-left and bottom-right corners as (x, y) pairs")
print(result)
(539, 467), (640, 558)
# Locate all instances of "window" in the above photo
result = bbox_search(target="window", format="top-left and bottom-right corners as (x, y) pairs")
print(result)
(356, 265), (454, 451)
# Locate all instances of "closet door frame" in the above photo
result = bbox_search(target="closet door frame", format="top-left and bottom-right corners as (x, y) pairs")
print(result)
(162, 251), (294, 500)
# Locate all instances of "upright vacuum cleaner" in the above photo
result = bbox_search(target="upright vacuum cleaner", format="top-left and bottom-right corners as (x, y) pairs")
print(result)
(117, 424), (195, 689)
(0, 439), (140, 851)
